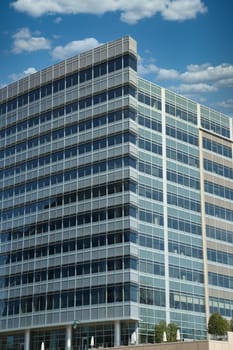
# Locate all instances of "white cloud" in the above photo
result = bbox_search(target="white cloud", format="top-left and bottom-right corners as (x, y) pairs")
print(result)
(162, 0), (207, 21)
(140, 57), (233, 93)
(9, 67), (37, 82)
(24, 67), (37, 75)
(138, 56), (158, 75)
(174, 83), (217, 93)
(119, 1), (165, 24)
(51, 38), (102, 60)
(157, 68), (179, 80)
(181, 63), (233, 84)
(12, 27), (51, 53)
(11, 0), (207, 24)
(54, 16), (62, 23)
(215, 78), (233, 88)
(217, 99), (233, 109)
(185, 63), (210, 72)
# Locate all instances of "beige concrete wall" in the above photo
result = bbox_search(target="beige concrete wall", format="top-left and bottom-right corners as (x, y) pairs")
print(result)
(107, 332), (233, 350)
(109, 341), (209, 350)
(209, 332), (233, 350)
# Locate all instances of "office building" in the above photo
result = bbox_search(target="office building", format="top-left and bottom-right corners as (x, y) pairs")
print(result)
(0, 36), (232, 349)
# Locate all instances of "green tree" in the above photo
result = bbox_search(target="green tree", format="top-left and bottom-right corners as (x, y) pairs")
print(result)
(154, 321), (167, 343)
(154, 321), (179, 343)
(208, 313), (229, 338)
(167, 323), (178, 342)
(229, 317), (233, 331)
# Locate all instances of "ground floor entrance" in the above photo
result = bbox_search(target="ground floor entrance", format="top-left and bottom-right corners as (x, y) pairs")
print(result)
(0, 321), (137, 350)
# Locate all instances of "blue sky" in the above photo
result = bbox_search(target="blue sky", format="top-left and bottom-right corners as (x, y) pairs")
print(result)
(1, 0), (233, 115)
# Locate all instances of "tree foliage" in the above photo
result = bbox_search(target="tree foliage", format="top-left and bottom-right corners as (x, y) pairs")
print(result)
(167, 323), (179, 342)
(154, 321), (166, 343)
(208, 313), (229, 337)
(154, 321), (179, 343)
(229, 317), (233, 332)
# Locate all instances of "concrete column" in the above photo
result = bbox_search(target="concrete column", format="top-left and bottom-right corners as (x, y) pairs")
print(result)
(66, 325), (72, 350)
(161, 87), (170, 325)
(24, 329), (30, 350)
(135, 322), (139, 345)
(114, 321), (120, 347)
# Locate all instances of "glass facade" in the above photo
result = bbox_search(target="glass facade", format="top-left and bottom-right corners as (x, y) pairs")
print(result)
(0, 36), (232, 349)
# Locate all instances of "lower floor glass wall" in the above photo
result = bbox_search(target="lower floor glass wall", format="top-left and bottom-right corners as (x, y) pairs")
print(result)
(0, 333), (24, 350)
(0, 322), (136, 350)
